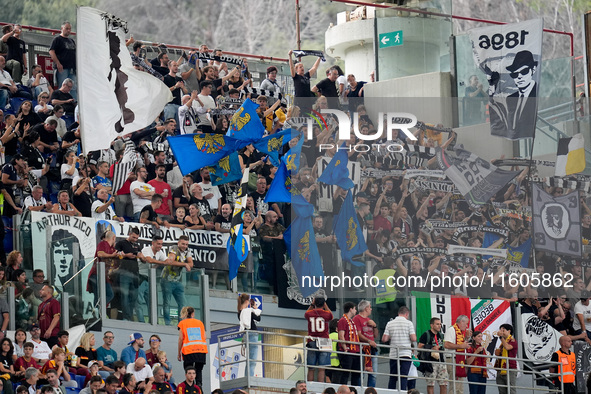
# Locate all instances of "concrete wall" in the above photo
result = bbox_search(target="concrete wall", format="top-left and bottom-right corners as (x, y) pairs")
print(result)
(363, 71), (454, 127)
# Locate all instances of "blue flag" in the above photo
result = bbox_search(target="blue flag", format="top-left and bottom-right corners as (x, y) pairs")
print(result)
(507, 238), (532, 268)
(209, 152), (242, 186)
(290, 215), (324, 297)
(167, 133), (237, 175)
(265, 160), (299, 203)
(265, 134), (305, 203)
(226, 98), (265, 142)
(318, 146), (355, 190)
(333, 190), (367, 266)
(227, 169), (250, 280)
(253, 128), (299, 167)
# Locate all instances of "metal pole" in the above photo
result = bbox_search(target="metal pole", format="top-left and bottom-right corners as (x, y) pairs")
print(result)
(295, 0), (301, 51)
(149, 267), (158, 325)
(61, 291), (70, 331)
(7, 286), (15, 331)
(98, 261), (107, 320)
(373, 18), (379, 82)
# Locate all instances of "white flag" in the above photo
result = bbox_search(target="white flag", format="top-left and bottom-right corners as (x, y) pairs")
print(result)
(77, 7), (172, 153)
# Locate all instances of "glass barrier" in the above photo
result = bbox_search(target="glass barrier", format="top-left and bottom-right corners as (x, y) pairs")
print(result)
(375, 2), (453, 81)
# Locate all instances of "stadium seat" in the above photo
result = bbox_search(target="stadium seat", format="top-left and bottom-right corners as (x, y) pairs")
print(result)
(66, 387), (81, 394)
(75, 375), (86, 388)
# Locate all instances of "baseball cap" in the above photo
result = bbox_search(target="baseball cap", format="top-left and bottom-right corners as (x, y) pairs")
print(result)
(29, 323), (40, 331)
(128, 333), (143, 345)
(88, 360), (99, 368)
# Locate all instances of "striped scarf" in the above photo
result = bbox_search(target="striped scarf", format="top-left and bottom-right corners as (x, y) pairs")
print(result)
(342, 314), (359, 353)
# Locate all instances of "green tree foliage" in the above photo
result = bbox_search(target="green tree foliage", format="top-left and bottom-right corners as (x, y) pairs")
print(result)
(0, 0), (96, 30)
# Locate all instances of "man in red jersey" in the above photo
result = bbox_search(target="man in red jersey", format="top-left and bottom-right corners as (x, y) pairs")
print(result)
(304, 297), (333, 382)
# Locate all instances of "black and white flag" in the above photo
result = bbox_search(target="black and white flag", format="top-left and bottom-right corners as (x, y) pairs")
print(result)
(243, 86), (284, 100)
(437, 146), (520, 209)
(77, 7), (172, 153)
(468, 19), (543, 140)
(292, 50), (326, 62)
(532, 183), (582, 257)
(112, 139), (137, 194)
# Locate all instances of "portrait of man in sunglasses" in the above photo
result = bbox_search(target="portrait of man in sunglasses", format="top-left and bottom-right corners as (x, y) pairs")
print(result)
(505, 50), (538, 135)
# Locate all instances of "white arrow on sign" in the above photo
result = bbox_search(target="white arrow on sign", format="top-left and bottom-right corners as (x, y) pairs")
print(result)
(381, 36), (390, 46)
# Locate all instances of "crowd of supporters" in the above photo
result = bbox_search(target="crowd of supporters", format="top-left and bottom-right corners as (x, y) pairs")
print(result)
(0, 16), (590, 394)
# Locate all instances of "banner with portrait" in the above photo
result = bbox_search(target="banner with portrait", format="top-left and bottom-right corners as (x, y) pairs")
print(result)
(468, 19), (543, 140)
(30, 212), (250, 319)
(532, 183), (582, 257)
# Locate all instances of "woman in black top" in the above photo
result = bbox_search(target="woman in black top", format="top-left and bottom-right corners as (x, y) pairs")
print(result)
(0, 338), (15, 376)
(15, 101), (42, 130)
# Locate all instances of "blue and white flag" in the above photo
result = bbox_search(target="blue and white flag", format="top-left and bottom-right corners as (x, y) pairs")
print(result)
(333, 190), (367, 266)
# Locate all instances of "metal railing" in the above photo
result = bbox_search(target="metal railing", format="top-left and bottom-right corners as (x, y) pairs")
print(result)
(217, 330), (566, 392)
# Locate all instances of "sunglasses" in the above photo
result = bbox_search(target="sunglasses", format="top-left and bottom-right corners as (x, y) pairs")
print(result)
(509, 67), (531, 79)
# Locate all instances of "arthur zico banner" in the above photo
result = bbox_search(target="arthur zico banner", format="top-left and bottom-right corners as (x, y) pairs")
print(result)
(451, 225), (509, 243)
(468, 19), (543, 140)
(521, 313), (562, 363)
(31, 212), (251, 318)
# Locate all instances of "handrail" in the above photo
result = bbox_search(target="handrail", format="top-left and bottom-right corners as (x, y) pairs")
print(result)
(62, 257), (96, 287)
(218, 329), (565, 392)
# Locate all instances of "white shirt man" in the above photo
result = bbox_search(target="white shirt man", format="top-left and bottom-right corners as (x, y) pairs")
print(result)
(24, 186), (52, 212)
(92, 189), (119, 221)
(130, 167), (155, 217)
(138, 237), (167, 278)
(126, 357), (154, 383)
(198, 168), (221, 212)
(573, 294), (591, 334)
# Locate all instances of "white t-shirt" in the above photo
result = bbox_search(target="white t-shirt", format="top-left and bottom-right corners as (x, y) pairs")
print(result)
(195, 94), (216, 126)
(31, 339), (52, 360)
(337, 75), (347, 104)
(28, 75), (51, 93)
(139, 245), (167, 277)
(0, 70), (13, 87)
(34, 104), (54, 114)
(198, 181), (221, 210)
(130, 181), (154, 214)
(126, 363), (153, 382)
(91, 200), (116, 220)
(573, 300), (591, 331)
(60, 163), (79, 180)
(24, 195), (47, 210)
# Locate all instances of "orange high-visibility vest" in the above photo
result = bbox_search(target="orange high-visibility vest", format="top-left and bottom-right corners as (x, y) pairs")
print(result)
(178, 318), (208, 355)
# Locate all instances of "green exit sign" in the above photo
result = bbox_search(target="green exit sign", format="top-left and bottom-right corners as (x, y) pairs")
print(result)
(379, 30), (403, 48)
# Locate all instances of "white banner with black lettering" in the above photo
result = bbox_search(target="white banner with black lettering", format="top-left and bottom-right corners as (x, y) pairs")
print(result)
(31, 212), (250, 319)
(447, 245), (508, 258)
(468, 19), (543, 140)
